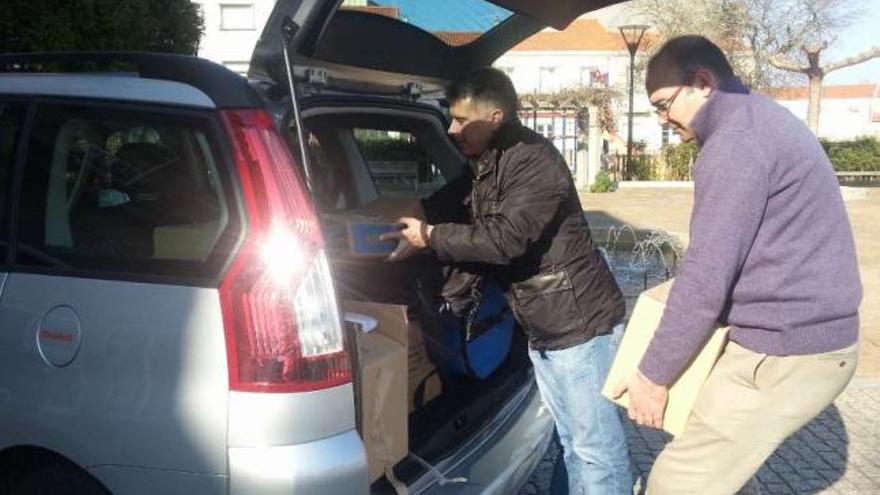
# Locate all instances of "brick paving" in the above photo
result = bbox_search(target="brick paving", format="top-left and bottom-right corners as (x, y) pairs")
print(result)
(519, 377), (880, 494)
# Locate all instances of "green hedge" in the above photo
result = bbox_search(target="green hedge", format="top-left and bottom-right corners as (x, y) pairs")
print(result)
(590, 170), (617, 192)
(355, 138), (427, 162)
(660, 141), (698, 180)
(624, 155), (654, 180)
(820, 137), (880, 172)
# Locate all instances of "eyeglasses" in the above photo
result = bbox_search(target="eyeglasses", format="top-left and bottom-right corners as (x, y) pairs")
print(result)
(652, 85), (686, 117)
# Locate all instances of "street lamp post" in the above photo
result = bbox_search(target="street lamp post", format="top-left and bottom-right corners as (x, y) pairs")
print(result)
(619, 25), (649, 178)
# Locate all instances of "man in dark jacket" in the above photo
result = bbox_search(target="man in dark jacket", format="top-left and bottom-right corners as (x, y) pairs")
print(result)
(381, 68), (632, 494)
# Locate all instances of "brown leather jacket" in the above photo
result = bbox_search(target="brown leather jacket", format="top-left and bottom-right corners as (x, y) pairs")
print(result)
(424, 121), (624, 350)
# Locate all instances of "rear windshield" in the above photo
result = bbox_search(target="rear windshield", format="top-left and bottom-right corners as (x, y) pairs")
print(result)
(0, 102), (26, 260)
(339, 0), (512, 46)
(15, 101), (239, 280)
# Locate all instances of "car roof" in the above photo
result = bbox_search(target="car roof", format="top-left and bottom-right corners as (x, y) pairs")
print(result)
(0, 52), (264, 109)
(0, 73), (216, 108)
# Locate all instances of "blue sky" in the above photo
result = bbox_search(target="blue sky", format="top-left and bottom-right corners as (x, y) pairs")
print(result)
(824, 4), (880, 85)
(371, 0), (510, 32)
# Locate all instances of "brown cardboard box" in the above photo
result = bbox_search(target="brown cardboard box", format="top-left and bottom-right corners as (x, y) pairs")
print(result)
(601, 280), (729, 436)
(343, 300), (409, 483)
(407, 320), (442, 411)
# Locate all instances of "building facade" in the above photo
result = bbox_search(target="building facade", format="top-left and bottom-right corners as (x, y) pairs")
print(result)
(494, 18), (671, 155)
(192, 0), (275, 75)
(771, 84), (880, 140)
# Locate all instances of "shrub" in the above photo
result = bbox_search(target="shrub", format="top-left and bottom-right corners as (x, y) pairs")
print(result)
(660, 141), (697, 180)
(624, 155), (655, 181)
(356, 138), (426, 162)
(590, 170), (617, 192)
(819, 137), (880, 172)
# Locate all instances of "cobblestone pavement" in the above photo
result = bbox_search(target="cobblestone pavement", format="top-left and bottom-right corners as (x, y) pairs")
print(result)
(518, 377), (880, 494)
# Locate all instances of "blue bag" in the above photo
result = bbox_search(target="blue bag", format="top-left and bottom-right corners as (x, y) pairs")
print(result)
(436, 279), (515, 380)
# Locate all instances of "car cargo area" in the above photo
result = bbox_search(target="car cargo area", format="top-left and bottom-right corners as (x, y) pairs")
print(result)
(299, 104), (534, 490)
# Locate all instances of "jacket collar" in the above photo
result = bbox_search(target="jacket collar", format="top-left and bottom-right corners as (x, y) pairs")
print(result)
(472, 120), (523, 178)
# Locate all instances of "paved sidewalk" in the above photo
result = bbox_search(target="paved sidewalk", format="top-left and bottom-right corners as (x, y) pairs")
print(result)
(519, 377), (880, 494)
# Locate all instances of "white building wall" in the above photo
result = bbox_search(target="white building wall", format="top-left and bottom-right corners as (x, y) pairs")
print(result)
(776, 97), (880, 140)
(495, 50), (672, 151)
(194, 0), (277, 75)
(494, 51), (628, 93)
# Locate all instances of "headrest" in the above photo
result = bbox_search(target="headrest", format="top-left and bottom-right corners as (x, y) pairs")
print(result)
(112, 142), (176, 188)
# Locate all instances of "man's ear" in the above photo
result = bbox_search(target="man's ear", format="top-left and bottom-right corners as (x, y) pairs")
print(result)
(489, 108), (505, 127)
(693, 68), (717, 97)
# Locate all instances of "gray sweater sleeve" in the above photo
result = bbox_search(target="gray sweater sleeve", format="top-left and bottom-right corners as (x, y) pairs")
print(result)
(638, 130), (770, 386)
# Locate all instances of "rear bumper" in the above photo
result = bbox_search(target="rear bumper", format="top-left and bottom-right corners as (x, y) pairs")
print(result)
(93, 382), (548, 495)
(228, 429), (369, 495)
(414, 378), (554, 495)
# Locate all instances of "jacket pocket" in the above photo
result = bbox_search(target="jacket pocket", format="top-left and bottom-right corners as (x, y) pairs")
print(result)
(511, 270), (582, 338)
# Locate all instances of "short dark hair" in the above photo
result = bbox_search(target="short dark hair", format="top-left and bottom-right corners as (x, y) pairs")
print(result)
(647, 35), (735, 92)
(446, 68), (519, 121)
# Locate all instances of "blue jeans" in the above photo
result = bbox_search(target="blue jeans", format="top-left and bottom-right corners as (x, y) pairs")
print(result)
(529, 324), (632, 495)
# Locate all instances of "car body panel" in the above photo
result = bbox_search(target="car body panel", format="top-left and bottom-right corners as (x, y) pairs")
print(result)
(0, 274), (229, 474)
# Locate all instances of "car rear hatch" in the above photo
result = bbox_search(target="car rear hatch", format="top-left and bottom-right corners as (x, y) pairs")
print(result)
(247, 1), (628, 492)
(248, 0), (626, 90)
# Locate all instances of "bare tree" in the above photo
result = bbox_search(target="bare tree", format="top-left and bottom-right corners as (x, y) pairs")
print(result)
(629, 0), (880, 133)
(627, 0), (793, 89)
(765, 0), (879, 132)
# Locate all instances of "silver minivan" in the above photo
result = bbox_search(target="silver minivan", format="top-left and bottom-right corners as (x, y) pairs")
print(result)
(0, 1), (624, 493)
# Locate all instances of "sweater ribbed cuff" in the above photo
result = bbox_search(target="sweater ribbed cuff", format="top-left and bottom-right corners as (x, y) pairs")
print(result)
(638, 350), (679, 387)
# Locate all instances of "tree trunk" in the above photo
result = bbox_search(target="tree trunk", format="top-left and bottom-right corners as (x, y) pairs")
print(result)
(806, 73), (823, 135)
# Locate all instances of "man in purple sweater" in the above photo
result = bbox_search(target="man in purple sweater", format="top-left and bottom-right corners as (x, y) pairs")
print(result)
(612, 36), (861, 493)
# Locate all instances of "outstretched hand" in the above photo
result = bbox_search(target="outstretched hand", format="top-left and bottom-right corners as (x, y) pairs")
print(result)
(378, 217), (432, 261)
(611, 371), (669, 430)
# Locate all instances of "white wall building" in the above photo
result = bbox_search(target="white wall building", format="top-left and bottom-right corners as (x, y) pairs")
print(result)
(192, 0), (276, 75)
(494, 18), (672, 154)
(771, 84), (880, 140)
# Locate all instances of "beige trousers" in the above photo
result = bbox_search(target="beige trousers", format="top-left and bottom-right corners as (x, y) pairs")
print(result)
(647, 340), (858, 495)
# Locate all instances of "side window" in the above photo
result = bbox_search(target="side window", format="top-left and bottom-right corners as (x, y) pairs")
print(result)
(352, 128), (446, 198)
(18, 103), (234, 277)
(0, 102), (25, 258)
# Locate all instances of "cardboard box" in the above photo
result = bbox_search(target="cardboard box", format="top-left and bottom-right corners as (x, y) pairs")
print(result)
(343, 300), (409, 483)
(407, 320), (442, 411)
(601, 280), (729, 436)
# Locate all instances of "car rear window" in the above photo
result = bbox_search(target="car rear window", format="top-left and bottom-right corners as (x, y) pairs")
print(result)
(15, 102), (239, 280)
(352, 128), (447, 198)
(0, 102), (26, 259)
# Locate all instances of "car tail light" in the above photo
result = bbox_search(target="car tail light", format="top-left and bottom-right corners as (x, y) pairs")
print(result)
(219, 109), (350, 392)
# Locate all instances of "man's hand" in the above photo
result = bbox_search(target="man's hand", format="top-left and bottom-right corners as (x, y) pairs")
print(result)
(378, 217), (433, 261)
(611, 371), (669, 429)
